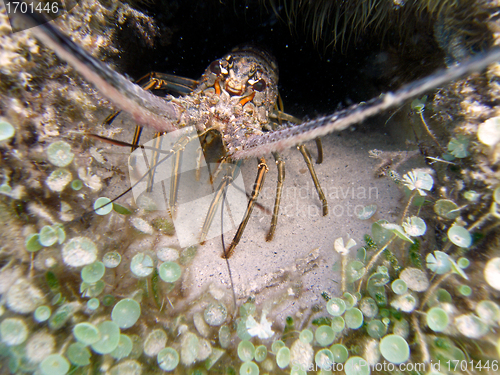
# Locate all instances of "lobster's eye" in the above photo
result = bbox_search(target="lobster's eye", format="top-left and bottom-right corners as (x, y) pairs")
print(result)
(219, 60), (230, 74)
(252, 79), (267, 92)
(209, 60), (221, 75)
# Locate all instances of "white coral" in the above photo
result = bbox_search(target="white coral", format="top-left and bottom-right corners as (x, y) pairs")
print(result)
(246, 313), (274, 339)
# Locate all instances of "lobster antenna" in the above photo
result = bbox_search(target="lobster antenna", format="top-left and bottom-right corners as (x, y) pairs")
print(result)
(13, 12), (180, 133)
(220, 177), (237, 316)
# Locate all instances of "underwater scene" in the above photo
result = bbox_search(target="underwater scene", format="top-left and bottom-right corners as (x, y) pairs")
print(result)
(1, 0), (500, 374)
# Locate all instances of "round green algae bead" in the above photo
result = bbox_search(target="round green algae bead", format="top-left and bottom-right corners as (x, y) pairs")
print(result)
(90, 321), (121, 354)
(87, 298), (100, 310)
(359, 297), (378, 318)
(240, 361), (259, 375)
(315, 348), (334, 370)
(459, 284), (472, 296)
(356, 204), (377, 220)
(130, 253), (154, 277)
(34, 305), (51, 322)
(485, 257), (500, 291)
(457, 257), (470, 269)
(331, 316), (345, 332)
(110, 360), (142, 375)
(94, 197), (113, 216)
(348, 259), (366, 281)
(55, 225), (66, 244)
(62, 237), (98, 267)
(157, 347), (179, 371)
(46, 168), (72, 192)
(110, 334), (133, 360)
(67, 342), (91, 366)
(81, 261), (105, 283)
(476, 300), (500, 325)
(237, 318), (251, 341)
(425, 289), (447, 308)
(426, 307), (449, 332)
(103, 251), (121, 268)
(344, 356), (370, 375)
(39, 225), (58, 247)
(366, 320), (386, 339)
(102, 294), (115, 306)
(204, 302), (228, 326)
(71, 179), (83, 191)
(326, 297), (346, 316)
(391, 279), (408, 295)
(25, 233), (43, 252)
(343, 292), (357, 308)
(379, 334), (410, 364)
(0, 318), (28, 346)
(299, 329), (313, 343)
(219, 325), (231, 348)
(144, 329), (167, 357)
(447, 225), (472, 248)
(158, 261), (182, 283)
(73, 322), (101, 346)
(52, 292), (62, 305)
(403, 216), (427, 236)
(238, 340), (255, 362)
(276, 346), (290, 369)
(80, 280), (105, 298)
(345, 308), (364, 329)
(0, 121), (15, 141)
(40, 354), (70, 375)
(330, 343), (349, 363)
(254, 345), (267, 362)
(112, 298), (141, 329)
(426, 251), (452, 274)
(271, 340), (285, 354)
(180, 332), (198, 366)
(455, 313), (489, 338)
(315, 325), (335, 346)
(46, 141), (74, 167)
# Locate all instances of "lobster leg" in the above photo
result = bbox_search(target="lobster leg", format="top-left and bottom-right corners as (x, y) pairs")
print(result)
(199, 160), (242, 245)
(168, 143), (183, 216)
(315, 138), (324, 164)
(298, 144), (328, 216)
(266, 152), (285, 242)
(224, 158), (269, 258)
